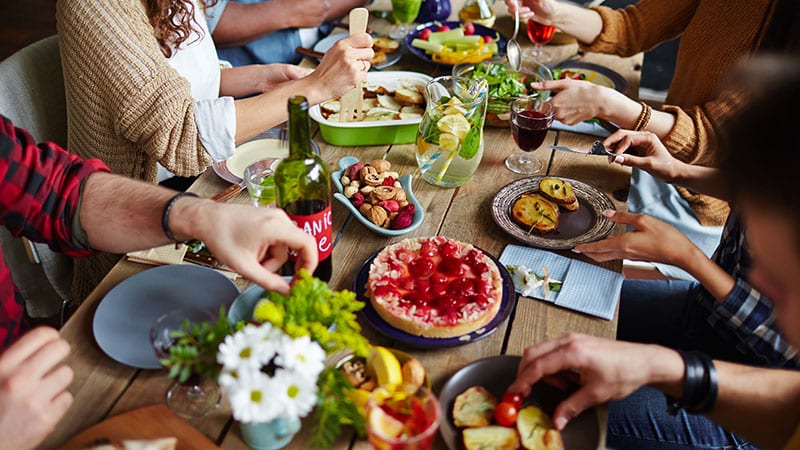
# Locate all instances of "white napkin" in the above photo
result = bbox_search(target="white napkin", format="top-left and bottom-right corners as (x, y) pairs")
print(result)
(499, 244), (623, 320)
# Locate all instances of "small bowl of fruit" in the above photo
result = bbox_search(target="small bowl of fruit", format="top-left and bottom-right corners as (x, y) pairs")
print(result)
(453, 58), (553, 127)
(332, 156), (424, 237)
(406, 20), (507, 68)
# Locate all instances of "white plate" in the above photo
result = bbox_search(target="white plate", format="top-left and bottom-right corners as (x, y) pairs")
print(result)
(314, 33), (402, 70)
(92, 265), (240, 369)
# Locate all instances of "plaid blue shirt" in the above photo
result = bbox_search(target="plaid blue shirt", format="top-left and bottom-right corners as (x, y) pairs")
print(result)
(698, 212), (798, 367)
(0, 115), (109, 349)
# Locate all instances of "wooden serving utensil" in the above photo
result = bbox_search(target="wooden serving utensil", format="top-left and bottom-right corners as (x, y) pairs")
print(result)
(338, 7), (369, 122)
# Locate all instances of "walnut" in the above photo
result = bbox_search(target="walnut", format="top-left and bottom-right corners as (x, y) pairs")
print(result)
(359, 166), (378, 181)
(370, 159), (391, 173)
(394, 189), (407, 202)
(367, 205), (388, 226)
(363, 173), (383, 186)
(342, 360), (368, 387)
(370, 186), (398, 203)
(359, 203), (373, 215)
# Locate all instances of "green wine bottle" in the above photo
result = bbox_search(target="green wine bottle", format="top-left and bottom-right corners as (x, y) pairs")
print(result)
(274, 96), (333, 282)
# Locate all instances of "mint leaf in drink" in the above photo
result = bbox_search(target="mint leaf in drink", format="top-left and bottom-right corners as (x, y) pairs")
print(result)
(459, 124), (481, 160)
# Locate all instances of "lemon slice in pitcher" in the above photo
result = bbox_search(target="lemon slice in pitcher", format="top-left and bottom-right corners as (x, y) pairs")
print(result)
(437, 113), (471, 140)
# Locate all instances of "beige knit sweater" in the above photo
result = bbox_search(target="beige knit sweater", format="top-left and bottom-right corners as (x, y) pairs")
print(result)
(581, 0), (776, 226)
(57, 0), (214, 300)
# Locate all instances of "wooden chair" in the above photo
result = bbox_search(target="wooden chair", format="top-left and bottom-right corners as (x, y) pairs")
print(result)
(0, 35), (75, 324)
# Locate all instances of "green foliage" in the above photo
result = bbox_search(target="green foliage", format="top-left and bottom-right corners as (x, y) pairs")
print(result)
(160, 307), (240, 383)
(311, 367), (366, 448)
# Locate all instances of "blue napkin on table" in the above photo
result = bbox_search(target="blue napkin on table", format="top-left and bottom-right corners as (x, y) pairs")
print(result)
(498, 244), (623, 320)
(550, 119), (612, 138)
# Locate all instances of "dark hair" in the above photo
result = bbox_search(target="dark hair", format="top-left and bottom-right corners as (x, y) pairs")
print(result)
(720, 55), (800, 218)
(144, 0), (218, 58)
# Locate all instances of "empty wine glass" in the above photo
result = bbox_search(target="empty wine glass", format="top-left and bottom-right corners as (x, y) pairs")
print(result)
(506, 97), (555, 174)
(150, 308), (220, 419)
(526, 18), (556, 63)
(390, 0), (423, 39)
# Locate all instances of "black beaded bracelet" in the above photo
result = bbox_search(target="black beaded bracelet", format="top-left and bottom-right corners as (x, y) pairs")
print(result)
(162, 191), (198, 244)
(666, 351), (718, 415)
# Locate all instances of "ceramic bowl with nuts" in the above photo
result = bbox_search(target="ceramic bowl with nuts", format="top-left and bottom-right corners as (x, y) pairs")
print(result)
(332, 156), (424, 237)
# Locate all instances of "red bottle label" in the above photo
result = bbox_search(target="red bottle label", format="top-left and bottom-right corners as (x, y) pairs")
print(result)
(287, 206), (333, 261)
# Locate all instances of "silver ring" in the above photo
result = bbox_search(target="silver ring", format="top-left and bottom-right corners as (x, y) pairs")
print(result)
(323, 1), (331, 11)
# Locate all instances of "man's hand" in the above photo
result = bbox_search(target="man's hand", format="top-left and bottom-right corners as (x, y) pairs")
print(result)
(573, 210), (697, 268)
(0, 327), (74, 450)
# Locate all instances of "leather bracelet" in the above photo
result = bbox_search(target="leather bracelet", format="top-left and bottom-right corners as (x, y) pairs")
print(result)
(666, 351), (718, 415)
(633, 101), (652, 132)
(162, 192), (198, 244)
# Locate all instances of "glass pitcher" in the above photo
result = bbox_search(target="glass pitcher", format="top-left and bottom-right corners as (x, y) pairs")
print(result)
(416, 76), (488, 188)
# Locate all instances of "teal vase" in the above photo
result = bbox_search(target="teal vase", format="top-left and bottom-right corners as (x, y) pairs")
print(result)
(239, 416), (301, 450)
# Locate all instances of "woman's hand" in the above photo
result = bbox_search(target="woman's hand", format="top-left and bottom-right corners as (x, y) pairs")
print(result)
(255, 64), (313, 93)
(508, 333), (683, 430)
(307, 33), (374, 101)
(602, 130), (682, 183)
(531, 79), (627, 125)
(505, 0), (559, 24)
(573, 210), (696, 267)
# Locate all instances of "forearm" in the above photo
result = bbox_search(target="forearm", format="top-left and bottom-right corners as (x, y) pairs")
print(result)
(212, 1), (289, 47)
(549, 1), (603, 44)
(677, 249), (736, 303)
(707, 362), (800, 449)
(220, 66), (270, 98)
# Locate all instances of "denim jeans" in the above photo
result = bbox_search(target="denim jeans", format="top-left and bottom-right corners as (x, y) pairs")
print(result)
(607, 279), (762, 449)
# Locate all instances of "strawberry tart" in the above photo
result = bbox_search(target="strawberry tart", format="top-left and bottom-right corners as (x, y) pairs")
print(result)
(366, 236), (504, 338)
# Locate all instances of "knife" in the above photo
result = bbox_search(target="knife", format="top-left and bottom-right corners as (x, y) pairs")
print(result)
(210, 182), (244, 202)
(296, 46), (325, 59)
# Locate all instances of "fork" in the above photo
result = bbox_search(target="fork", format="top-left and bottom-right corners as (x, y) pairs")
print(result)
(547, 140), (617, 157)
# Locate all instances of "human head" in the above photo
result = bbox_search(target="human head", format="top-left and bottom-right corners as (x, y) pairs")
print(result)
(143, 0), (218, 57)
(721, 55), (800, 346)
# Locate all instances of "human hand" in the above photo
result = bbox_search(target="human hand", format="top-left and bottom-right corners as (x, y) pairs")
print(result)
(531, 79), (625, 125)
(573, 210), (695, 267)
(508, 333), (681, 430)
(255, 64), (314, 93)
(309, 33), (374, 101)
(194, 203), (318, 295)
(0, 327), (74, 450)
(602, 130), (683, 183)
(505, 0), (559, 24)
(279, 0), (331, 28)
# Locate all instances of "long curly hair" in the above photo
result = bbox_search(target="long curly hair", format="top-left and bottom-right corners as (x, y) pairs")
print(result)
(143, 0), (218, 58)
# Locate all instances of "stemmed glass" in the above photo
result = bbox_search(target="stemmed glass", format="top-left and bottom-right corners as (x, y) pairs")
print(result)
(506, 97), (555, 174)
(150, 308), (221, 419)
(389, 0), (423, 39)
(526, 18), (556, 63)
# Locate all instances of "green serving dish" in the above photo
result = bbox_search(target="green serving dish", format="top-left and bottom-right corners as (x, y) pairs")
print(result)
(309, 71), (432, 147)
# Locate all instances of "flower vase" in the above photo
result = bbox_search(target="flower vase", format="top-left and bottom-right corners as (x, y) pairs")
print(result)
(239, 416), (301, 450)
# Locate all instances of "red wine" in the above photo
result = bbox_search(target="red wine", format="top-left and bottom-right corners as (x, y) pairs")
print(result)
(274, 96), (333, 282)
(511, 110), (551, 152)
(527, 18), (556, 44)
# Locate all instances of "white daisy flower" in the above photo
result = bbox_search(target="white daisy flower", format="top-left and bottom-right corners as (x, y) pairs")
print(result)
(227, 371), (283, 423)
(271, 368), (318, 419)
(275, 335), (326, 381)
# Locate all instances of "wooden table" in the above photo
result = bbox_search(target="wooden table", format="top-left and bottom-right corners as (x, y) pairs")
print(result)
(45, 2), (640, 448)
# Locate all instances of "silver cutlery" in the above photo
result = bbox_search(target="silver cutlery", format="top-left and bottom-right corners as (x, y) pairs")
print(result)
(547, 140), (617, 157)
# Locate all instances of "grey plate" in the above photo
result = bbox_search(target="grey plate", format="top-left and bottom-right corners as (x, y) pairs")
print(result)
(314, 33), (402, 70)
(491, 176), (615, 249)
(92, 265), (240, 369)
(439, 355), (600, 450)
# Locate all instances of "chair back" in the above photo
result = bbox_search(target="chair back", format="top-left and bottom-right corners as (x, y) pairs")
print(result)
(0, 36), (74, 321)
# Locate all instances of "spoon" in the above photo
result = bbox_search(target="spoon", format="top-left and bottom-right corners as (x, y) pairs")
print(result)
(506, 0), (522, 72)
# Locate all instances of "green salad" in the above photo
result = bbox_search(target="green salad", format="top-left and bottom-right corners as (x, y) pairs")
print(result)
(465, 63), (528, 116)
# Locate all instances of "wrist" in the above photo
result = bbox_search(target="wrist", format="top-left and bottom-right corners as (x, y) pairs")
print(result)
(663, 351), (718, 415)
(166, 193), (206, 244)
(647, 347), (685, 398)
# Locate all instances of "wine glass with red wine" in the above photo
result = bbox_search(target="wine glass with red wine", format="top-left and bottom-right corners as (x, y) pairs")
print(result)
(526, 18), (556, 62)
(506, 98), (555, 174)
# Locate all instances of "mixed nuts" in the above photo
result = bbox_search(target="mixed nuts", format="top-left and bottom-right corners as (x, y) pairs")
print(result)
(341, 159), (416, 230)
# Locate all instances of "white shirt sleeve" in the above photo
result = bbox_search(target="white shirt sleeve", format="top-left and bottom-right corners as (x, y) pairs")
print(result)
(194, 96), (237, 162)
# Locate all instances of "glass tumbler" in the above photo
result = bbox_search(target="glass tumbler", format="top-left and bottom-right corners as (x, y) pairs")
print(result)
(244, 159), (278, 208)
(366, 386), (441, 450)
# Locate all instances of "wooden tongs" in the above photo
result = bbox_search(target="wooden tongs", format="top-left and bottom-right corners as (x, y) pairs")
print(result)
(339, 8), (369, 122)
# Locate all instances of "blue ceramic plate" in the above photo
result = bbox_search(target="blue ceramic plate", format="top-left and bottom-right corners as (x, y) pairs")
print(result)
(227, 276), (293, 323)
(353, 245), (516, 349)
(93, 265), (240, 369)
(405, 21), (507, 69)
(550, 60), (628, 94)
(439, 355), (600, 450)
(332, 156), (424, 237)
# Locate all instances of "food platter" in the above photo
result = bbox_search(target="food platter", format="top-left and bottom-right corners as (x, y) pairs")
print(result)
(353, 246), (516, 349)
(491, 177), (616, 249)
(313, 32), (402, 70)
(405, 21), (507, 69)
(439, 355), (600, 450)
(550, 60), (628, 93)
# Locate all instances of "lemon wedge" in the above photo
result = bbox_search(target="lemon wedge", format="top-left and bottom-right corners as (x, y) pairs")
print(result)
(437, 113), (471, 140)
(368, 403), (405, 439)
(438, 133), (460, 151)
(367, 347), (403, 389)
(348, 388), (372, 418)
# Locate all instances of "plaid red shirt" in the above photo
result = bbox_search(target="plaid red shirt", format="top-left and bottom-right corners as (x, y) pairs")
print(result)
(0, 115), (109, 349)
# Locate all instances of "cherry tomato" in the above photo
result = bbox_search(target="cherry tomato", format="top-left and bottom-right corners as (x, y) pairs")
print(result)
(419, 28), (433, 40)
(483, 35), (494, 44)
(436, 25), (451, 32)
(493, 401), (518, 427)
(463, 22), (476, 36)
(501, 392), (524, 409)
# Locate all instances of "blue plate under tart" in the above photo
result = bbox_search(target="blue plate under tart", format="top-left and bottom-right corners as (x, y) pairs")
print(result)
(405, 21), (507, 69)
(332, 156), (424, 237)
(353, 243), (516, 349)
